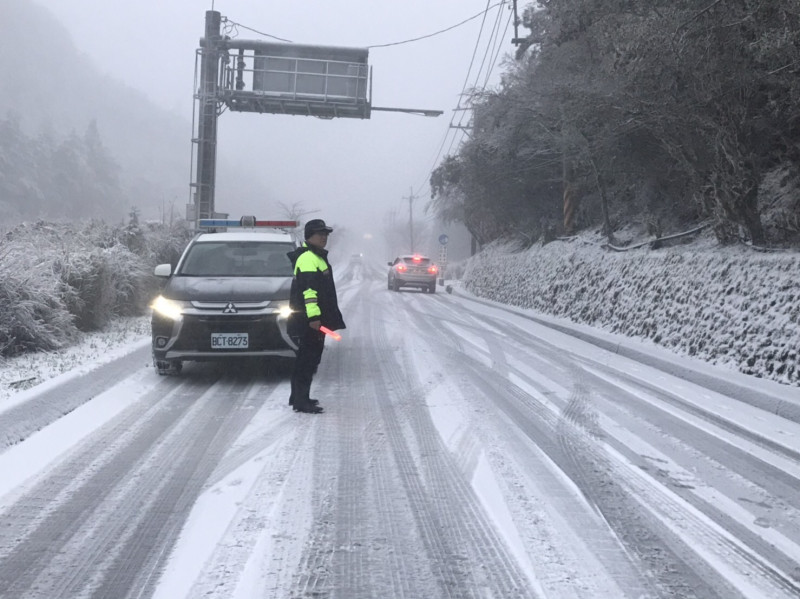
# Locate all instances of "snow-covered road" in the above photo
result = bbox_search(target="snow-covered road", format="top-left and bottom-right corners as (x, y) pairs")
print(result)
(0, 259), (798, 598)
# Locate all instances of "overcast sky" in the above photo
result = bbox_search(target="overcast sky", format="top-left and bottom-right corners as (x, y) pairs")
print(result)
(32, 0), (515, 253)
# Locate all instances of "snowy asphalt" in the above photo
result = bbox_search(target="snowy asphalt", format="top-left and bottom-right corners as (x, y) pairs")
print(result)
(0, 258), (797, 598)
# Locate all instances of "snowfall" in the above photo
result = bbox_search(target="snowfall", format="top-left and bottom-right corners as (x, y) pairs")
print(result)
(0, 233), (798, 598)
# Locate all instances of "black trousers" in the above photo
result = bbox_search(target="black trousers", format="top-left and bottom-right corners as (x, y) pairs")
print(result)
(290, 327), (325, 405)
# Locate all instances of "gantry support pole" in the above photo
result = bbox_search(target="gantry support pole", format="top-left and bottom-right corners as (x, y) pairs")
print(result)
(193, 10), (221, 227)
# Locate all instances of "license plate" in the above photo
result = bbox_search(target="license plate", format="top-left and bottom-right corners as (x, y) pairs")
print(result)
(211, 333), (249, 348)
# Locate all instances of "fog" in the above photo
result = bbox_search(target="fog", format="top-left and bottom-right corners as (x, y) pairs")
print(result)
(32, 0), (511, 257)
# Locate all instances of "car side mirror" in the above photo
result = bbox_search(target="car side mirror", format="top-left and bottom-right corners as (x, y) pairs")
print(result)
(154, 263), (173, 277)
(387, 262), (393, 266)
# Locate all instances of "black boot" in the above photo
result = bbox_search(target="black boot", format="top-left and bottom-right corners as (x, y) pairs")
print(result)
(294, 402), (324, 414)
(289, 396), (319, 406)
(290, 374), (316, 405)
(291, 377), (321, 411)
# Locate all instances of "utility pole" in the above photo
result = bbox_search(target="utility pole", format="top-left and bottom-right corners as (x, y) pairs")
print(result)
(511, 0), (525, 45)
(403, 187), (416, 253)
(561, 107), (577, 236)
(191, 10), (222, 227)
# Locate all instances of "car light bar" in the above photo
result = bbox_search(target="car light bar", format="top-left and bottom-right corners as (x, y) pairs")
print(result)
(199, 217), (299, 228)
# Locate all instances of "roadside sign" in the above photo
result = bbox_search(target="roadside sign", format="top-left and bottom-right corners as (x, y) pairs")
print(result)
(438, 243), (448, 285)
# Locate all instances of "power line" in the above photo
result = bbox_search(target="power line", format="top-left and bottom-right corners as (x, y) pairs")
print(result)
(367, 2), (507, 48)
(462, 1), (506, 117)
(440, 4), (514, 171)
(413, 1), (507, 197)
(221, 18), (293, 42)
(483, 9), (514, 89)
(445, 1), (507, 158)
(440, 0), (496, 172)
(417, 2), (511, 199)
(413, 125), (460, 197)
(220, 3), (507, 48)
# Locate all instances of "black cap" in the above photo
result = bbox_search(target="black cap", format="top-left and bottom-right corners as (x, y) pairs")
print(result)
(304, 219), (333, 239)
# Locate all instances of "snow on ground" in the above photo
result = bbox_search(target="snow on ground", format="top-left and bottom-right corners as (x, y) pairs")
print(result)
(0, 363), (156, 503)
(0, 252), (798, 597)
(460, 230), (799, 386)
(0, 315), (151, 406)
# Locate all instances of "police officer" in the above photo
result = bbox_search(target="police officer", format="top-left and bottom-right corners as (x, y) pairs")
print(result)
(286, 219), (346, 413)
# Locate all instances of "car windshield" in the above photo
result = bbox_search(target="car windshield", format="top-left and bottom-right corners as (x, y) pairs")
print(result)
(178, 241), (295, 276)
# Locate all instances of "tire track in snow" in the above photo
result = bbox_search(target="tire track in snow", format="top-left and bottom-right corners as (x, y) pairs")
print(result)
(574, 366), (800, 597)
(0, 369), (270, 599)
(0, 344), (152, 451)
(555, 376), (734, 599)
(172, 412), (315, 599)
(294, 283), (437, 598)
(453, 304), (800, 595)
(367, 289), (542, 598)
(397, 298), (654, 598)
(0, 374), (211, 596)
(91, 377), (266, 599)
(412, 295), (799, 597)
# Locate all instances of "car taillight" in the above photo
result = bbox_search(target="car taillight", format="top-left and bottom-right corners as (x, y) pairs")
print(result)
(396, 264), (407, 272)
(428, 265), (438, 274)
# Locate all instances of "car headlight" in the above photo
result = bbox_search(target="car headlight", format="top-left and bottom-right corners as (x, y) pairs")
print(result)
(275, 301), (293, 319)
(151, 295), (189, 320)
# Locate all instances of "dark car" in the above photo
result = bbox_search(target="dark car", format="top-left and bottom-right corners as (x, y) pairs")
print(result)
(150, 226), (298, 375)
(387, 254), (438, 293)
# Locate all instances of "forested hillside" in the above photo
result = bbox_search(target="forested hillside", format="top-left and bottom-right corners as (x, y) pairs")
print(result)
(0, 1), (268, 225)
(0, 1), (190, 223)
(430, 1), (800, 248)
(0, 117), (126, 222)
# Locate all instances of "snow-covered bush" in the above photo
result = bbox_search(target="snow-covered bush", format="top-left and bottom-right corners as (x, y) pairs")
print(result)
(760, 166), (800, 246)
(0, 233), (77, 355)
(443, 259), (468, 280)
(55, 243), (149, 330)
(463, 235), (800, 386)
(137, 219), (194, 267)
(0, 219), (192, 356)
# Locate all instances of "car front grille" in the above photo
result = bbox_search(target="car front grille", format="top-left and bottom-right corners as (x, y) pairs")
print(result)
(173, 314), (289, 351)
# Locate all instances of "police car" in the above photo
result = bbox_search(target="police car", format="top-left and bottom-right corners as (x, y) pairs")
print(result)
(150, 217), (299, 375)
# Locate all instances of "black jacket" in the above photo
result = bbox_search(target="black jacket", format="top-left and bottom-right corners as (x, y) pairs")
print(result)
(286, 244), (346, 338)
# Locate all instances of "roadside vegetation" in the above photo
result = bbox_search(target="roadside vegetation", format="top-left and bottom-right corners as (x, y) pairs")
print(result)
(461, 232), (799, 386)
(430, 1), (800, 249)
(0, 214), (193, 357)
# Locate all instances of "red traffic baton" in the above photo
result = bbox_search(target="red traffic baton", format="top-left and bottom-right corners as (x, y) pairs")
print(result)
(319, 326), (342, 341)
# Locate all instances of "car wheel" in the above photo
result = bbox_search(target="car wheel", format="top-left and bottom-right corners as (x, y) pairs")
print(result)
(155, 359), (182, 375)
(429, 283), (436, 294)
